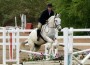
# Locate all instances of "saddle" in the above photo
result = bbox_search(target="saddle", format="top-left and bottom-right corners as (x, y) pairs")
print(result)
(37, 29), (47, 42)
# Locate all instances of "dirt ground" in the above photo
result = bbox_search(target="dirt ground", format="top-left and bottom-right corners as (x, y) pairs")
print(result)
(0, 32), (90, 64)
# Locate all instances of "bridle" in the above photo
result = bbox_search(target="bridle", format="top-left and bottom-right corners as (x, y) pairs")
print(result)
(46, 16), (60, 29)
(54, 17), (61, 29)
(41, 16), (60, 33)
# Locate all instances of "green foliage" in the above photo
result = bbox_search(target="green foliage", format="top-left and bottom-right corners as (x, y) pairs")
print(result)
(0, 0), (47, 26)
(0, 0), (90, 29)
(48, 0), (90, 28)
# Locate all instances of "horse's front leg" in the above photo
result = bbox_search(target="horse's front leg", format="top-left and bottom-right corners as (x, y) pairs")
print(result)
(28, 41), (35, 59)
(42, 34), (54, 43)
(52, 39), (59, 58)
(45, 43), (52, 60)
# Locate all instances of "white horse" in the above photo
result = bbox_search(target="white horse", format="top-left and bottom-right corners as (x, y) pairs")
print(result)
(45, 15), (61, 60)
(20, 14), (61, 59)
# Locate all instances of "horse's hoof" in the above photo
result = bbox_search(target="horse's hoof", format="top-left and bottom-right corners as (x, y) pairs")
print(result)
(19, 50), (21, 53)
(28, 55), (29, 56)
(20, 62), (23, 65)
(46, 58), (50, 61)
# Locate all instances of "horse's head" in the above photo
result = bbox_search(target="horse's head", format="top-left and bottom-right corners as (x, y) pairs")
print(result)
(48, 14), (61, 31)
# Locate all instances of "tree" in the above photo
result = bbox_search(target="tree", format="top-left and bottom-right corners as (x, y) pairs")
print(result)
(0, 0), (47, 26)
(48, 0), (90, 28)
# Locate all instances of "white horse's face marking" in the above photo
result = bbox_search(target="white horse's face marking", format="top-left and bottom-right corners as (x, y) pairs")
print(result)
(54, 17), (61, 31)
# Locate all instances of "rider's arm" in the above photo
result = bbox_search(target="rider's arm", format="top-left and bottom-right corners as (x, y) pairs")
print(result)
(39, 11), (46, 25)
(51, 10), (54, 16)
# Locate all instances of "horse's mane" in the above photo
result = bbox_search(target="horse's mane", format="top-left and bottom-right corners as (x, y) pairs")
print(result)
(48, 14), (60, 23)
(48, 16), (55, 23)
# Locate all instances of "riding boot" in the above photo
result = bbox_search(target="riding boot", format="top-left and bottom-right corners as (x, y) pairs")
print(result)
(37, 29), (47, 42)
(37, 29), (41, 41)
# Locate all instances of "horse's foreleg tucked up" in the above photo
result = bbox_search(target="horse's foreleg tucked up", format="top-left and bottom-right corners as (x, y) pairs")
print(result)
(42, 34), (54, 43)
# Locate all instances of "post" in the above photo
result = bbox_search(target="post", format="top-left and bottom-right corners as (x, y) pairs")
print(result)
(24, 15), (26, 29)
(68, 28), (73, 65)
(63, 28), (69, 65)
(21, 14), (24, 29)
(16, 28), (20, 64)
(12, 30), (15, 50)
(15, 16), (17, 28)
(21, 14), (26, 29)
(3, 27), (6, 65)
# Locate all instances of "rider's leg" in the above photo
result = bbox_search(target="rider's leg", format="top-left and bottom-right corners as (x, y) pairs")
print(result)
(38, 22), (42, 29)
(37, 23), (42, 41)
(37, 23), (47, 42)
(37, 22), (53, 43)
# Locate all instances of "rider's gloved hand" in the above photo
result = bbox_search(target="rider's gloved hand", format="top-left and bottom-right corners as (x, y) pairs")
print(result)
(46, 20), (48, 22)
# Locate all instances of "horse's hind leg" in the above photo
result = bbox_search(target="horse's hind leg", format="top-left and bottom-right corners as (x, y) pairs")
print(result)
(20, 40), (28, 50)
(29, 43), (41, 60)
(34, 44), (41, 52)
(28, 42), (35, 59)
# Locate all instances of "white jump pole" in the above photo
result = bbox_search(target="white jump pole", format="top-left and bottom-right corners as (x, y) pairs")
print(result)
(73, 49), (90, 55)
(81, 53), (90, 64)
(21, 50), (49, 56)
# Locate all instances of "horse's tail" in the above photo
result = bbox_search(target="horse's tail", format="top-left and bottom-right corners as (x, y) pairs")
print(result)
(22, 40), (28, 44)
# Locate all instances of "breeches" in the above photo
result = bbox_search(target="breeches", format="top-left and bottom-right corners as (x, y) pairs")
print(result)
(38, 23), (42, 29)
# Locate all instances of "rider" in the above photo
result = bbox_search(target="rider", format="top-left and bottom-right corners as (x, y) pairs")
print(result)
(37, 3), (54, 41)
